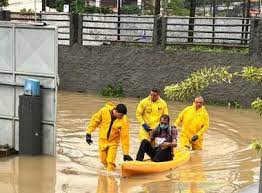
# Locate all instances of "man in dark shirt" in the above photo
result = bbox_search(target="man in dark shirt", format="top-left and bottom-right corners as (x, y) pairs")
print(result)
(136, 114), (178, 162)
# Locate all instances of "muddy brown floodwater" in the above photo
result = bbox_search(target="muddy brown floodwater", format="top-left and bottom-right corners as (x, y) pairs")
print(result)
(1, 91), (262, 193)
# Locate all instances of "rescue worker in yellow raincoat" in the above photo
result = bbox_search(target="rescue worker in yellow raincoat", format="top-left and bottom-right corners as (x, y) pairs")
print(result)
(85, 102), (133, 171)
(136, 88), (168, 141)
(173, 96), (209, 150)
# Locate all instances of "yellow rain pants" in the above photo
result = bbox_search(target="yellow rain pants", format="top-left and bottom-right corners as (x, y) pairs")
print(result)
(136, 96), (168, 141)
(86, 102), (130, 171)
(174, 103), (209, 150)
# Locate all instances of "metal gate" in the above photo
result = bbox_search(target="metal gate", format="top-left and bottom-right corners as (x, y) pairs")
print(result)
(0, 22), (58, 155)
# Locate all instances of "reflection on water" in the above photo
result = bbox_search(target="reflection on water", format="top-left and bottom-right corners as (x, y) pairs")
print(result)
(1, 91), (262, 193)
(0, 156), (56, 193)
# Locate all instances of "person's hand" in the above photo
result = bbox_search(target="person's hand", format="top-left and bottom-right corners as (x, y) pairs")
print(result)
(123, 155), (133, 161)
(142, 123), (152, 132)
(160, 142), (169, 150)
(191, 135), (199, 142)
(86, 134), (93, 145)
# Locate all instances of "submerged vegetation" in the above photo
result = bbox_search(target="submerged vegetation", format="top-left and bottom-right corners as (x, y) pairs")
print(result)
(101, 84), (125, 97)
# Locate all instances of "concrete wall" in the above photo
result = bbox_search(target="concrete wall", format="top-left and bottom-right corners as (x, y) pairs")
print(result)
(58, 45), (262, 106)
(250, 18), (262, 56)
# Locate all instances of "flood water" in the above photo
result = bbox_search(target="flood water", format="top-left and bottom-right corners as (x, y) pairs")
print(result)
(1, 91), (262, 193)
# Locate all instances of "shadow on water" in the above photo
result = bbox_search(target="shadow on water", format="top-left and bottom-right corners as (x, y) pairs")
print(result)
(1, 91), (262, 193)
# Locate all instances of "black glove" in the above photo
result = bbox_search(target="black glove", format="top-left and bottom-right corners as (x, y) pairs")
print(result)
(142, 123), (152, 132)
(123, 155), (133, 161)
(86, 134), (93, 145)
(191, 135), (199, 142)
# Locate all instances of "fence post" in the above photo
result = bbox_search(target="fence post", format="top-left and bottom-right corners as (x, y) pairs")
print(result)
(153, 15), (162, 49)
(161, 16), (167, 50)
(249, 18), (262, 55)
(0, 10), (11, 21)
(70, 13), (79, 46)
(188, 0), (196, 43)
(78, 14), (83, 45)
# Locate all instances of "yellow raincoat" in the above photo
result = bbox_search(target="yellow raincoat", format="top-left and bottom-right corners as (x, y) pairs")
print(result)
(174, 103), (209, 150)
(86, 102), (130, 171)
(136, 96), (168, 141)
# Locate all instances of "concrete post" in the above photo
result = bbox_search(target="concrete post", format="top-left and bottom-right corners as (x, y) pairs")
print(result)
(153, 15), (162, 50)
(78, 14), (83, 45)
(249, 18), (262, 56)
(0, 10), (11, 21)
(161, 16), (167, 50)
(70, 13), (79, 46)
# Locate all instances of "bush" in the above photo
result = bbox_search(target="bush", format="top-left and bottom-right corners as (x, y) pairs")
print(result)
(166, 0), (189, 16)
(55, 0), (65, 12)
(101, 84), (125, 97)
(85, 5), (99, 14)
(121, 5), (141, 14)
(99, 6), (113, 14)
(70, 0), (86, 13)
(20, 8), (34, 13)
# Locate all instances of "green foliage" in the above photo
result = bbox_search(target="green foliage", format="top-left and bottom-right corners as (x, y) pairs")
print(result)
(99, 6), (113, 14)
(55, 0), (65, 12)
(121, 5), (141, 14)
(252, 98), (262, 116)
(189, 46), (249, 54)
(241, 66), (262, 83)
(101, 84), (125, 97)
(167, 45), (249, 54)
(54, 0), (113, 14)
(143, 9), (154, 15)
(20, 8), (34, 13)
(70, 0), (86, 13)
(84, 5), (99, 13)
(251, 140), (262, 155)
(0, 0), (8, 8)
(164, 66), (233, 101)
(167, 0), (189, 16)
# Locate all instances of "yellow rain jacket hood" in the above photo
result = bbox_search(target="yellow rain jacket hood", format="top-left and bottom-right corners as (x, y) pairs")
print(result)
(86, 102), (130, 155)
(136, 96), (168, 140)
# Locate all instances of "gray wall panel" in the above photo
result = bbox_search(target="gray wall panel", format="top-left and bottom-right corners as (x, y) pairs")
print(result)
(0, 119), (13, 147)
(0, 27), (12, 71)
(0, 86), (14, 117)
(15, 28), (55, 75)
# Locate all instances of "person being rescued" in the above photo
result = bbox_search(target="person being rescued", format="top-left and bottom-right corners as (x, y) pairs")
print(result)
(136, 114), (178, 162)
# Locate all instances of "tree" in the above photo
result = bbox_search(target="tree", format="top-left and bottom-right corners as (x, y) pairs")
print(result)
(0, 0), (8, 9)
(164, 65), (262, 191)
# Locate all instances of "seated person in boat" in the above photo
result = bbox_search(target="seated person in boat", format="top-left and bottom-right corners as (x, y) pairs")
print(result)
(136, 114), (178, 162)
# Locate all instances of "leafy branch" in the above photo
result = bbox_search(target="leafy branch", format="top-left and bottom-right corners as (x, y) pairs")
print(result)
(252, 98), (262, 116)
(164, 66), (233, 101)
(164, 65), (262, 153)
(241, 66), (262, 83)
(251, 140), (262, 155)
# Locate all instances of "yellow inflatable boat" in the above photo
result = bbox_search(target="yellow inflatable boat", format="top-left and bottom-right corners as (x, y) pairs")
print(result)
(121, 148), (190, 177)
